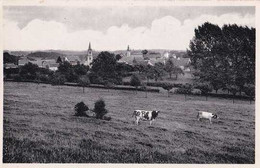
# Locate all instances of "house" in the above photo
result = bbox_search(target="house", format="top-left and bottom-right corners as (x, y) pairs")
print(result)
(18, 57), (29, 66)
(4, 63), (18, 69)
(170, 57), (191, 72)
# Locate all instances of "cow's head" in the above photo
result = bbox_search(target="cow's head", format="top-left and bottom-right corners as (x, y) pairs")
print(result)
(152, 110), (160, 119)
(212, 114), (218, 119)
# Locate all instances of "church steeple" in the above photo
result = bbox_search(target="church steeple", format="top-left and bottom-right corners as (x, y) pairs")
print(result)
(85, 42), (93, 67)
(127, 45), (131, 57)
(88, 42), (92, 51)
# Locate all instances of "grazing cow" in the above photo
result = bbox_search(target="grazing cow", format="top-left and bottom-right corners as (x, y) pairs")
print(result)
(132, 110), (160, 125)
(197, 111), (218, 124)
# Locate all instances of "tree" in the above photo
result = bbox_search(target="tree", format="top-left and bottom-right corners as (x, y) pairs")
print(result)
(91, 51), (121, 84)
(134, 64), (145, 74)
(142, 49), (148, 59)
(173, 67), (184, 80)
(226, 84), (239, 104)
(4, 52), (18, 65)
(56, 56), (63, 64)
(19, 62), (39, 80)
(73, 64), (89, 76)
(78, 75), (90, 93)
(93, 99), (108, 119)
(243, 84), (255, 104)
(115, 54), (122, 61)
(153, 62), (166, 81)
(164, 59), (175, 79)
(194, 82), (213, 101)
(142, 50), (148, 55)
(130, 74), (142, 93)
(51, 72), (66, 91)
(175, 83), (193, 101)
(143, 64), (155, 83)
(57, 61), (78, 82)
(116, 62), (133, 77)
(161, 83), (174, 97)
(74, 102), (89, 117)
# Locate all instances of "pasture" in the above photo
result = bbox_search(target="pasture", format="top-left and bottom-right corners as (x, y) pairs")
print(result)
(3, 82), (255, 163)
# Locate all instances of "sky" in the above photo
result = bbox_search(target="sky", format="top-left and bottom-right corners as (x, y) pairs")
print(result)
(3, 6), (255, 51)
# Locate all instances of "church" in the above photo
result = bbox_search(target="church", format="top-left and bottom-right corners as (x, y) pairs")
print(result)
(84, 42), (93, 66)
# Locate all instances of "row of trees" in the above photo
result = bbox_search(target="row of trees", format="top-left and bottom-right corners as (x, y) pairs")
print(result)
(188, 22), (255, 100)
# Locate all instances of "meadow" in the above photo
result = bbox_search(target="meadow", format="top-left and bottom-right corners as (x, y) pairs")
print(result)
(3, 82), (255, 163)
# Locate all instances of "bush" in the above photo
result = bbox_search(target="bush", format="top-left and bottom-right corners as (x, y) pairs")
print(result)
(193, 82), (213, 95)
(74, 102), (89, 117)
(51, 73), (66, 86)
(12, 74), (22, 82)
(191, 89), (202, 95)
(130, 74), (142, 89)
(161, 83), (174, 97)
(93, 99), (108, 119)
(174, 83), (193, 94)
(88, 73), (104, 84)
(243, 84), (255, 102)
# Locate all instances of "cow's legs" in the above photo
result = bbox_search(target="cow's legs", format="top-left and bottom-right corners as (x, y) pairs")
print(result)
(209, 118), (212, 124)
(150, 120), (152, 125)
(136, 117), (140, 125)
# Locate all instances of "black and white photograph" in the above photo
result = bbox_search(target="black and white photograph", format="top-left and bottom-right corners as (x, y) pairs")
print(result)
(1, 0), (258, 165)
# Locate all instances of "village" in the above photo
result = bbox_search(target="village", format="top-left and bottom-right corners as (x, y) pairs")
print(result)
(4, 43), (191, 74)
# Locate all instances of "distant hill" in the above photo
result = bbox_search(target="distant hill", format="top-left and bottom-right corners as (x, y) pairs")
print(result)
(4, 51), (31, 57)
(26, 52), (66, 60)
(4, 49), (188, 61)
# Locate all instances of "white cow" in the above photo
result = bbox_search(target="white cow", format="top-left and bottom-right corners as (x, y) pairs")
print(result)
(197, 111), (218, 124)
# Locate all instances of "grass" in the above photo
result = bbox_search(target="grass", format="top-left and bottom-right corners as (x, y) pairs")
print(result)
(3, 82), (255, 163)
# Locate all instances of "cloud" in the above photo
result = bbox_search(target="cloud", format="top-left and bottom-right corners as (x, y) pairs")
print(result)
(3, 13), (255, 51)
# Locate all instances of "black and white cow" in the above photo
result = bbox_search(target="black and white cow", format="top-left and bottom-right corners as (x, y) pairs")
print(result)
(197, 111), (218, 124)
(132, 110), (160, 125)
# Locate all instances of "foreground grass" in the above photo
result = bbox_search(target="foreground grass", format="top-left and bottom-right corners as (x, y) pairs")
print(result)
(3, 82), (255, 163)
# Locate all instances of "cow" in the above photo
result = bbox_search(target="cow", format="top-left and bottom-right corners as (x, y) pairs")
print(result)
(197, 111), (218, 124)
(132, 110), (160, 125)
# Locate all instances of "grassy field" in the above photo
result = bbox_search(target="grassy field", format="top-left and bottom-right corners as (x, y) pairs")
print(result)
(3, 82), (255, 163)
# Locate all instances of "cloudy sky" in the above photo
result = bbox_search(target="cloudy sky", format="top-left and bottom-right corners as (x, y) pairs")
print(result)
(3, 6), (255, 51)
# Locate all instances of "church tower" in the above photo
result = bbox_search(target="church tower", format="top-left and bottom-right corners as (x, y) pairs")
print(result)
(85, 42), (93, 66)
(126, 45), (131, 57)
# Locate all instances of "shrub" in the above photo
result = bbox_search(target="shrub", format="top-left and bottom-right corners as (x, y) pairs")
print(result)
(174, 83), (193, 94)
(191, 89), (202, 95)
(12, 74), (22, 82)
(78, 75), (90, 93)
(51, 73), (66, 86)
(104, 80), (115, 90)
(88, 73), (104, 84)
(130, 74), (142, 89)
(74, 102), (89, 117)
(93, 99), (108, 119)
(161, 83), (174, 97)
(243, 84), (255, 104)
(194, 82), (213, 95)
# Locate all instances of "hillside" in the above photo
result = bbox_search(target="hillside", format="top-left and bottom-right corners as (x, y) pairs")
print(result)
(3, 82), (255, 163)
(26, 52), (66, 60)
